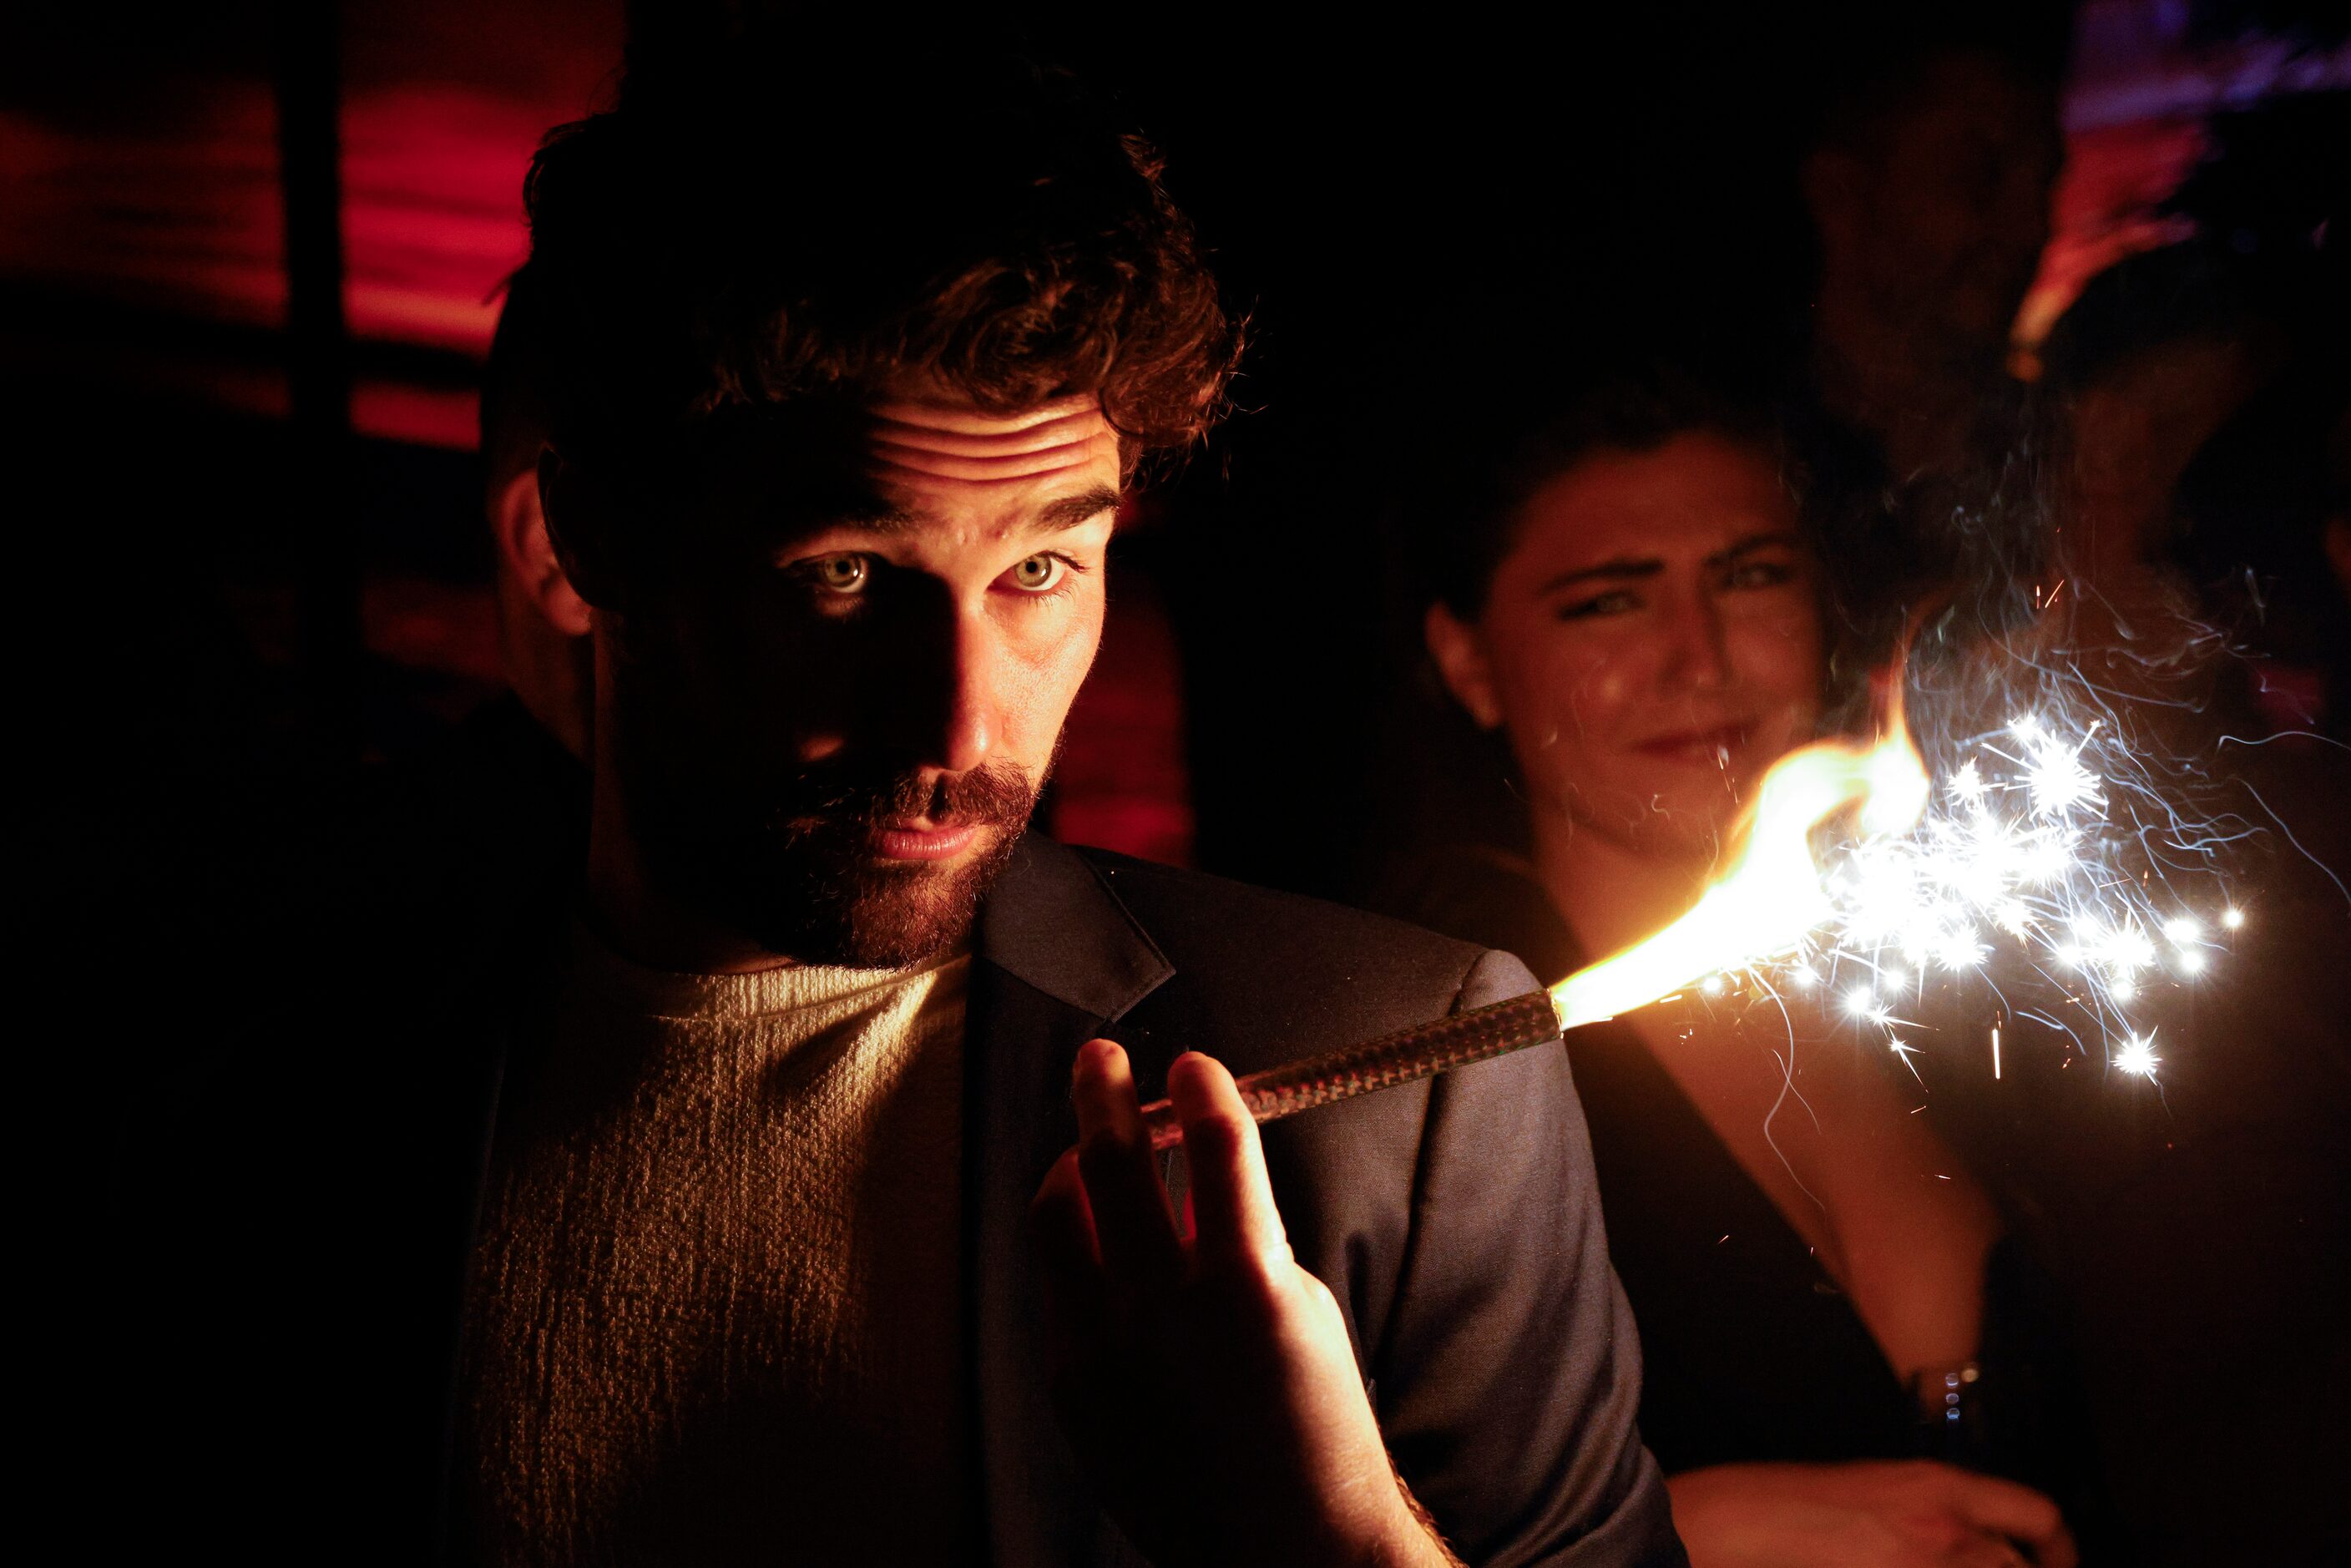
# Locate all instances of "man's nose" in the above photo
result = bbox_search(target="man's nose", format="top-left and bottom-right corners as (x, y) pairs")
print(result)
(898, 599), (1000, 774)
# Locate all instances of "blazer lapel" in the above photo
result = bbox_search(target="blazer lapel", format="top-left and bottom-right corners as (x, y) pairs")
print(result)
(965, 835), (1173, 1568)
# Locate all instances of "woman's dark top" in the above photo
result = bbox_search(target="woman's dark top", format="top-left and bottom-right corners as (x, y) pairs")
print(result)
(1393, 847), (1913, 1474)
(1389, 848), (2114, 1542)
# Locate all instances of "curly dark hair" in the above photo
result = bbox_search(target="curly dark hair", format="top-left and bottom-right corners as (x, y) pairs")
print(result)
(522, 50), (1238, 487)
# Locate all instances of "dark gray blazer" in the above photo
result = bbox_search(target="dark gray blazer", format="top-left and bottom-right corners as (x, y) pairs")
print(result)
(113, 810), (1681, 1565)
(968, 836), (1679, 1565)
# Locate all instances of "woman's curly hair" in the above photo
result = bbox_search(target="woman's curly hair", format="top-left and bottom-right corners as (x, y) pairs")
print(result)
(523, 51), (1239, 478)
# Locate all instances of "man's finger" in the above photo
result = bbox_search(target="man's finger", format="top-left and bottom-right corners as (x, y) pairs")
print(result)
(1031, 1149), (1102, 1289)
(1945, 1472), (2074, 1568)
(1029, 1147), (1111, 1375)
(1166, 1050), (1291, 1274)
(1942, 1533), (2034, 1568)
(1071, 1039), (1181, 1289)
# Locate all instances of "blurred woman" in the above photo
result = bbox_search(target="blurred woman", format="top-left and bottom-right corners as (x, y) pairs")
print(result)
(1393, 374), (2094, 1568)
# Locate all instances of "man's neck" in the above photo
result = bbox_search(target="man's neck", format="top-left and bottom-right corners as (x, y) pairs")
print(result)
(1809, 308), (1991, 482)
(585, 771), (792, 976)
(1529, 812), (1712, 965)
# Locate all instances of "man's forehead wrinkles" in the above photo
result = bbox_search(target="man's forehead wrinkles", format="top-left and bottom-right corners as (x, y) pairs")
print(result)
(866, 431), (1119, 493)
(869, 392), (1101, 437)
(866, 443), (1105, 487)
(869, 404), (1106, 458)
(862, 393), (1117, 488)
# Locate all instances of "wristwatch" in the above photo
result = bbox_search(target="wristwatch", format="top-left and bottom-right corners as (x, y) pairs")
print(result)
(1909, 1358), (1988, 1462)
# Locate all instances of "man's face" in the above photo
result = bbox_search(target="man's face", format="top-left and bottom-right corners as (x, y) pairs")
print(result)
(1810, 52), (2062, 378)
(600, 392), (1120, 967)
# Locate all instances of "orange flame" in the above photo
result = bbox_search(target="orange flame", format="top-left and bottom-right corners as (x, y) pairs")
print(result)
(1549, 711), (1929, 1029)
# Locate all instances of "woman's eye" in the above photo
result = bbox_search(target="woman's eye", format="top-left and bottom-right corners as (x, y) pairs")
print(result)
(1558, 589), (1640, 620)
(1009, 554), (1067, 593)
(1725, 560), (1795, 590)
(811, 554), (869, 594)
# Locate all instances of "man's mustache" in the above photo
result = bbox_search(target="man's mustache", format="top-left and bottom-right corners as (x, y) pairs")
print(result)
(766, 759), (1037, 836)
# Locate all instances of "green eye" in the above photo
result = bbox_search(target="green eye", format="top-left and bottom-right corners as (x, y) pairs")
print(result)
(813, 554), (868, 594)
(1559, 589), (1639, 620)
(1727, 560), (1794, 589)
(1010, 554), (1065, 592)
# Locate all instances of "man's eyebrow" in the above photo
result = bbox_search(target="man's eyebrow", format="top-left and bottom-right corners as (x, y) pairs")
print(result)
(1034, 483), (1122, 532)
(806, 484), (1120, 539)
(827, 500), (923, 533)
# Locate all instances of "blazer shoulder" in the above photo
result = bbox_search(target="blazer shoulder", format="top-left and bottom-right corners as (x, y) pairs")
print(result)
(1069, 848), (1524, 1051)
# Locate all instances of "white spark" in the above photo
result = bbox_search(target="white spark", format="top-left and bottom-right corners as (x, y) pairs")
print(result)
(2020, 830), (2074, 883)
(1934, 931), (1989, 971)
(2105, 926), (2157, 972)
(2024, 736), (2101, 817)
(1744, 703), (2232, 1090)
(1888, 1034), (1926, 1085)
(2115, 1034), (2160, 1077)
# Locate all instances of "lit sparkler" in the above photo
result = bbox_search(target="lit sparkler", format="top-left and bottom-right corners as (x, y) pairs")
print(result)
(1140, 675), (2234, 1148)
(1770, 701), (2234, 1082)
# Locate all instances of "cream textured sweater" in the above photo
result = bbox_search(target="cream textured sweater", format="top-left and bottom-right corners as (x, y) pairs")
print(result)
(458, 923), (971, 1567)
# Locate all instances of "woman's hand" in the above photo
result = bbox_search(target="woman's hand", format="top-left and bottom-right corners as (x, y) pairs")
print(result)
(1030, 1040), (1458, 1568)
(1666, 1459), (2076, 1568)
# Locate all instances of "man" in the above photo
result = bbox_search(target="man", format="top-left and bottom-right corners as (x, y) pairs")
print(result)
(133, 51), (1680, 1567)
(479, 261), (594, 766)
(1797, 18), (2065, 485)
(1783, 12), (2070, 676)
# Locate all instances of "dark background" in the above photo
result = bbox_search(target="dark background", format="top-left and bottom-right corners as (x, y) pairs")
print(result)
(13, 3), (2348, 1560)
(21, 0), (2309, 901)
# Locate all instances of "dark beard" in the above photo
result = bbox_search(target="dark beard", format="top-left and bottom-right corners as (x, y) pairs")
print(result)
(640, 757), (1039, 969)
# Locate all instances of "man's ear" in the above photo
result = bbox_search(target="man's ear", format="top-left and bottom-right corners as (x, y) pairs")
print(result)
(536, 445), (630, 614)
(493, 458), (591, 636)
(1423, 601), (1504, 731)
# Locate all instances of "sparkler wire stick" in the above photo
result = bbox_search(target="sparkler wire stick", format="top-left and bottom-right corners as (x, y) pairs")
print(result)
(1140, 989), (1569, 1152)
(1139, 721), (1924, 1151)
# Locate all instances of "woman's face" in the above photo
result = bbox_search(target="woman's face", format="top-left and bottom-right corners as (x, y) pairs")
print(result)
(1428, 430), (1825, 862)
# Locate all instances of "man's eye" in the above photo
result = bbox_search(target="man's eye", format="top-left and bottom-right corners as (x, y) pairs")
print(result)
(1009, 554), (1067, 593)
(811, 554), (870, 594)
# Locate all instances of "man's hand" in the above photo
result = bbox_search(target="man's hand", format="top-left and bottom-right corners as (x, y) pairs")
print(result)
(1666, 1459), (2077, 1568)
(1030, 1041), (1458, 1568)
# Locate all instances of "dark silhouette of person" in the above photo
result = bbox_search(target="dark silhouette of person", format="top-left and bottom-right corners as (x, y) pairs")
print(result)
(115, 47), (1685, 1568)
